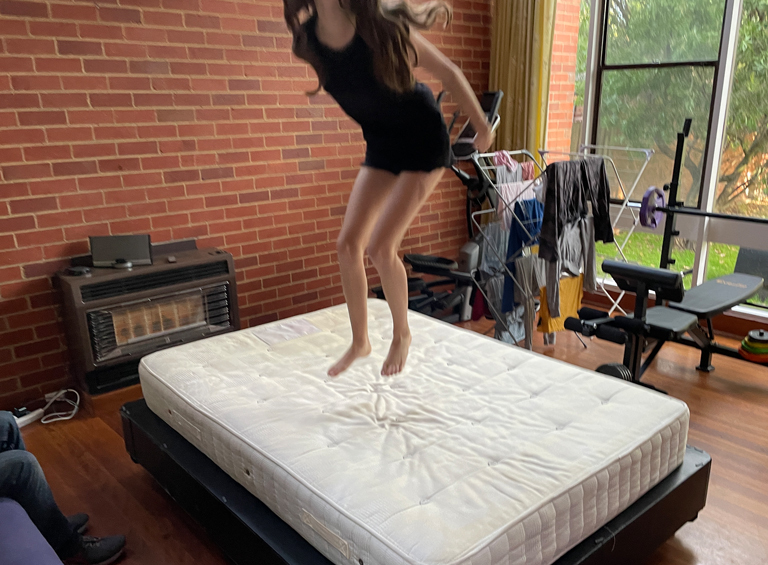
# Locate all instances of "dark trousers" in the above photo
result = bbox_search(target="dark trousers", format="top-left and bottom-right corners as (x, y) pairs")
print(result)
(0, 411), (80, 558)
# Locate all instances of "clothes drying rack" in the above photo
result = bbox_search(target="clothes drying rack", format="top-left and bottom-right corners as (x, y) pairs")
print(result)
(538, 145), (655, 316)
(465, 149), (549, 349)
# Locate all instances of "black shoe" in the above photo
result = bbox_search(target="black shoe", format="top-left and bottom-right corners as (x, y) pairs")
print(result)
(72, 535), (126, 565)
(67, 513), (90, 534)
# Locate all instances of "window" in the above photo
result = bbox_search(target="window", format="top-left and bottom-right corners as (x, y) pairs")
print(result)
(713, 0), (768, 219)
(590, 0), (727, 205)
(705, 244), (768, 309)
(571, 0), (590, 153)
(578, 0), (768, 314)
(596, 230), (696, 280)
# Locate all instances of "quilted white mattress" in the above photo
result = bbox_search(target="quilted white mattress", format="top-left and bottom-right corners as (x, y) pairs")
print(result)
(140, 299), (689, 565)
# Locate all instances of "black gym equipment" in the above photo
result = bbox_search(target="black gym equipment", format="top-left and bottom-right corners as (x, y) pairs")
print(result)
(122, 398), (711, 565)
(372, 91), (504, 323)
(568, 120), (765, 382)
(566, 259), (762, 384)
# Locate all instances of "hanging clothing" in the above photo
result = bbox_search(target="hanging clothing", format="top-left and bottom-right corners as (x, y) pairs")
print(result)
(538, 274), (584, 333)
(484, 273), (506, 325)
(479, 221), (509, 275)
(497, 182), (536, 230)
(493, 151), (523, 184)
(538, 158), (613, 265)
(521, 160), (536, 181)
(544, 215), (598, 317)
(514, 253), (547, 349)
(496, 305), (527, 345)
(502, 198), (544, 313)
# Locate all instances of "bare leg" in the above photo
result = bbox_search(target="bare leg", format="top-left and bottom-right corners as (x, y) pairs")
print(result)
(328, 167), (398, 377)
(368, 168), (444, 376)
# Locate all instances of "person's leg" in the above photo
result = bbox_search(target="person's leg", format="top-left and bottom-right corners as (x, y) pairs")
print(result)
(328, 166), (399, 376)
(368, 168), (445, 376)
(0, 410), (25, 452)
(0, 450), (80, 558)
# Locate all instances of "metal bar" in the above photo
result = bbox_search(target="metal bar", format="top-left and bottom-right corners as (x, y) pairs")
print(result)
(601, 60), (718, 71)
(657, 207), (768, 226)
(640, 339), (667, 378)
(660, 123), (690, 270)
(580, 144), (654, 157)
(474, 150), (545, 174)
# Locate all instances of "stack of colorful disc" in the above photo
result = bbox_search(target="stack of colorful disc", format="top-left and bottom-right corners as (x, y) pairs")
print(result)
(739, 329), (768, 363)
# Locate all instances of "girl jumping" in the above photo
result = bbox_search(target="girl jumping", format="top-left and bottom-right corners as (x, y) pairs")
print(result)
(284, 0), (493, 377)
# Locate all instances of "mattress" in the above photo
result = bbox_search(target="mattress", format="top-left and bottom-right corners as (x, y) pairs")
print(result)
(140, 299), (689, 565)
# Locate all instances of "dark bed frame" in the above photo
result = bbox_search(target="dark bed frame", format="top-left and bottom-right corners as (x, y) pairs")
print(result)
(121, 399), (711, 565)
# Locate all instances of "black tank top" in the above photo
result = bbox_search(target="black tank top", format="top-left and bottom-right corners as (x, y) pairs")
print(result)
(305, 16), (450, 172)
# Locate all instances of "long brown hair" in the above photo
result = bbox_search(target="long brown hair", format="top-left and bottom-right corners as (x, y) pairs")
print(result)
(285, 0), (451, 94)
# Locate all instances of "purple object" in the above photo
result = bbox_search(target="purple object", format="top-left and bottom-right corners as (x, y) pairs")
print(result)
(0, 498), (62, 565)
(640, 186), (666, 228)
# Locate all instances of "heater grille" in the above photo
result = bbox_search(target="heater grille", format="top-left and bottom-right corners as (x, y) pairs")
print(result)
(87, 283), (231, 362)
(80, 260), (229, 302)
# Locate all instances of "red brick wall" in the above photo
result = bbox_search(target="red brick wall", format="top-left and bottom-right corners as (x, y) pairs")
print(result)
(546, 0), (580, 153)
(0, 0), (491, 410)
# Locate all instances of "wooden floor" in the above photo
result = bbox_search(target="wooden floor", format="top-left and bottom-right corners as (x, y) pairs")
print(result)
(20, 325), (768, 565)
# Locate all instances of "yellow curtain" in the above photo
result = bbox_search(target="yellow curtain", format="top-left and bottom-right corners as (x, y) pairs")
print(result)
(489, 0), (557, 156)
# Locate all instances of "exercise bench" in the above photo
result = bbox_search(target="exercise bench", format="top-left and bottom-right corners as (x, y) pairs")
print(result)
(566, 260), (764, 383)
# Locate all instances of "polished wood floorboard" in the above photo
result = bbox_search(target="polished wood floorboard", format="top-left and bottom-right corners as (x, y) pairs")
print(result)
(20, 323), (768, 565)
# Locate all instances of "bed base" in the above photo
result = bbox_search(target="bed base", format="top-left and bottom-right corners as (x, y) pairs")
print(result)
(121, 399), (711, 565)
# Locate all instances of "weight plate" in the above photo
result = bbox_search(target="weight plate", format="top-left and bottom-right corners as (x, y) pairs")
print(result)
(640, 186), (666, 229)
(747, 328), (768, 344)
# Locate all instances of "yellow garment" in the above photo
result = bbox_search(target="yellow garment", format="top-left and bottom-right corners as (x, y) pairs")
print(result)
(489, 0), (557, 155)
(538, 275), (583, 333)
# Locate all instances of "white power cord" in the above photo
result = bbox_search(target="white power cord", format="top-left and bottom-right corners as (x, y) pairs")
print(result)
(41, 389), (80, 424)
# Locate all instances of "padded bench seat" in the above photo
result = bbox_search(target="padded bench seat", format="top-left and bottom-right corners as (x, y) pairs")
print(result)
(645, 307), (698, 335)
(668, 273), (763, 318)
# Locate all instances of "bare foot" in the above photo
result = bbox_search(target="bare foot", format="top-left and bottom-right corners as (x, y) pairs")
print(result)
(382, 333), (411, 376)
(328, 341), (372, 377)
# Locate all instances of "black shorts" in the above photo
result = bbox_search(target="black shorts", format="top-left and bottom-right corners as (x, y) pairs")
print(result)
(361, 120), (453, 176)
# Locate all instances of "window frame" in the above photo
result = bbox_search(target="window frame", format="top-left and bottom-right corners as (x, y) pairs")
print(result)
(578, 0), (768, 315)
(588, 0), (729, 210)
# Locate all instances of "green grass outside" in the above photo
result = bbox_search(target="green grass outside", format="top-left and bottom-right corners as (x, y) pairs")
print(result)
(595, 231), (742, 289)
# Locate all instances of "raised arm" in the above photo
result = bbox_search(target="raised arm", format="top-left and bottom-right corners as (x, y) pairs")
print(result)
(410, 30), (494, 152)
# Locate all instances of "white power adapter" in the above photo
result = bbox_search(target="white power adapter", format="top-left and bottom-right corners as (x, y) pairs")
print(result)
(12, 389), (81, 428)
(14, 408), (44, 428)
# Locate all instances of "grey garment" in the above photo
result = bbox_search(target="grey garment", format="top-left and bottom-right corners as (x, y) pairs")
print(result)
(539, 158), (613, 264)
(479, 221), (509, 275)
(496, 161), (523, 185)
(495, 305), (526, 345)
(514, 253), (547, 349)
(484, 272), (505, 321)
(545, 215), (598, 318)
(484, 273), (526, 345)
(543, 332), (557, 346)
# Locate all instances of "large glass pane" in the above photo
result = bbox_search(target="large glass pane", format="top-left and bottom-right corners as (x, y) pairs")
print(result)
(705, 244), (768, 308)
(597, 66), (715, 203)
(605, 0), (725, 66)
(713, 0), (768, 218)
(595, 230), (695, 288)
(570, 0), (591, 152)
